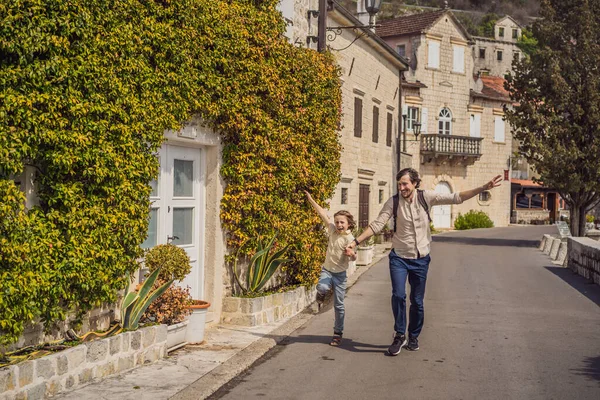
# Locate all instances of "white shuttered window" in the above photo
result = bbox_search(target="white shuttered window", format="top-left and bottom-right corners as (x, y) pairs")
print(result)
(494, 116), (505, 142)
(469, 114), (481, 137)
(428, 40), (440, 69)
(453, 45), (465, 73)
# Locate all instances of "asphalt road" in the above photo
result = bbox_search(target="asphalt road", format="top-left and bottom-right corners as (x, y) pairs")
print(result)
(211, 226), (600, 400)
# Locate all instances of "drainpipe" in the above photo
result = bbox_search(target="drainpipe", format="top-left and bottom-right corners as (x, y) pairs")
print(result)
(397, 70), (404, 170)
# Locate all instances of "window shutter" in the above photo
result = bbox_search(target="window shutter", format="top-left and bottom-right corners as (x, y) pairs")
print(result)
(386, 113), (393, 147)
(494, 116), (505, 142)
(421, 108), (428, 133)
(428, 41), (440, 69)
(277, 0), (294, 41)
(354, 98), (363, 137)
(372, 106), (379, 143)
(453, 45), (464, 73)
(470, 114), (481, 137)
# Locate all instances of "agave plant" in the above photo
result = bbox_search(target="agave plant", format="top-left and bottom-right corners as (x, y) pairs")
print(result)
(120, 267), (173, 330)
(233, 233), (291, 295)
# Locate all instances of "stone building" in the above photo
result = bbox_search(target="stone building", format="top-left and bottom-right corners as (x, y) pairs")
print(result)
(280, 0), (409, 228)
(377, 9), (513, 228)
(473, 15), (523, 78)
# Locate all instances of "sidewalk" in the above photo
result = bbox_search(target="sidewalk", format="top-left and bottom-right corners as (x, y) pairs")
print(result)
(56, 244), (392, 400)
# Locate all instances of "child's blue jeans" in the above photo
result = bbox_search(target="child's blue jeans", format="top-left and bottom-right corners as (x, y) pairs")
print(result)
(316, 268), (347, 334)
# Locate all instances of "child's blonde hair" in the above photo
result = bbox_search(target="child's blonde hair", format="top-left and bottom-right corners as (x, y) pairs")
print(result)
(333, 210), (356, 231)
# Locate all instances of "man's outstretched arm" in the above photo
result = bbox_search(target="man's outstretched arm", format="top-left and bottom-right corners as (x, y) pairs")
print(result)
(458, 175), (503, 202)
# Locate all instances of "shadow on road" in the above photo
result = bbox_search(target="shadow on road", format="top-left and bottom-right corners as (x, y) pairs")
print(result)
(571, 355), (600, 382)
(432, 235), (540, 248)
(545, 266), (600, 307)
(277, 334), (389, 354)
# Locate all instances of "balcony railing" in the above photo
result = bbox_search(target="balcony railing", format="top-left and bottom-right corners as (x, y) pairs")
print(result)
(420, 134), (483, 164)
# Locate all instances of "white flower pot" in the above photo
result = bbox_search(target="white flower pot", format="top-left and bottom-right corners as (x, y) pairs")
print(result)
(166, 320), (189, 352)
(356, 245), (374, 266)
(185, 301), (210, 344)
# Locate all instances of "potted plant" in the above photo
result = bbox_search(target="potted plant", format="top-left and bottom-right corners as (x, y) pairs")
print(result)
(140, 284), (192, 351)
(141, 244), (196, 351)
(354, 228), (375, 266)
(185, 299), (211, 344)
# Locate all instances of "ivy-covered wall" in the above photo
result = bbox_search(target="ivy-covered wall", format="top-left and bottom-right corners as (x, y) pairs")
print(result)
(0, 0), (341, 346)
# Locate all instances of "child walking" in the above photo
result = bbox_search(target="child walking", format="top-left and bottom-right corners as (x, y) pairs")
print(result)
(305, 191), (357, 346)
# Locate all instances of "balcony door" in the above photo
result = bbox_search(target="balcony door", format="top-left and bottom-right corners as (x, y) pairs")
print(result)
(433, 182), (452, 228)
(143, 144), (205, 299)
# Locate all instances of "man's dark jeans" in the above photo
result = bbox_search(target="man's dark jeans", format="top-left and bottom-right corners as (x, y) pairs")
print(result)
(389, 249), (431, 337)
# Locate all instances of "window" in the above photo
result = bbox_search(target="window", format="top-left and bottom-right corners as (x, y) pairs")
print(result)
(379, 190), (384, 204)
(372, 105), (379, 143)
(407, 107), (419, 132)
(469, 113), (481, 137)
(497, 50), (503, 61)
(396, 44), (406, 57)
(428, 40), (440, 69)
(354, 97), (362, 137)
(494, 116), (505, 142)
(479, 48), (486, 59)
(341, 188), (348, 205)
(499, 27), (504, 38)
(277, 0), (294, 41)
(514, 51), (520, 61)
(531, 194), (543, 208)
(386, 112), (393, 147)
(452, 45), (465, 73)
(438, 108), (452, 135)
(512, 28), (518, 39)
(479, 191), (491, 202)
(516, 194), (529, 208)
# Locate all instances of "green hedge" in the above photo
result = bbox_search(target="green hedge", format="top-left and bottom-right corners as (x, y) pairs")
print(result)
(0, 0), (341, 345)
(454, 210), (495, 230)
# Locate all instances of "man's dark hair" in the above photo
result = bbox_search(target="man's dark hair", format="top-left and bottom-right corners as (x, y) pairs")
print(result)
(396, 168), (421, 188)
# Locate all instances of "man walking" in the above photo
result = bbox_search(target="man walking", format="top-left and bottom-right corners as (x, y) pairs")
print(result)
(345, 168), (502, 355)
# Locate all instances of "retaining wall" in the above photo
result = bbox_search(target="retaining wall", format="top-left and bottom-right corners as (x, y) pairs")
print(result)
(0, 325), (167, 399)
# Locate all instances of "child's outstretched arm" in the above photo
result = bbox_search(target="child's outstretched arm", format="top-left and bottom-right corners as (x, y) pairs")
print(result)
(304, 191), (330, 225)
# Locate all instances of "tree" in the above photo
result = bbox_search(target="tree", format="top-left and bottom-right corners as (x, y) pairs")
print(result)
(516, 27), (539, 56)
(504, 0), (600, 236)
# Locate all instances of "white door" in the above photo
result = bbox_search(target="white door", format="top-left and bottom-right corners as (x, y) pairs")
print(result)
(142, 145), (205, 299)
(433, 182), (452, 228)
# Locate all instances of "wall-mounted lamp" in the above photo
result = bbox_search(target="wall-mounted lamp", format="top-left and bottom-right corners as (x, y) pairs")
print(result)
(413, 123), (422, 139)
(307, 0), (383, 51)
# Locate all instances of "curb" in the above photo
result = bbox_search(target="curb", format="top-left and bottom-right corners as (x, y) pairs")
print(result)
(169, 245), (390, 400)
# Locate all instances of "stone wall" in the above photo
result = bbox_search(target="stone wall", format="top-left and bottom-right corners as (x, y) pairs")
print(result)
(221, 286), (317, 326)
(567, 237), (600, 285)
(512, 209), (551, 225)
(0, 325), (167, 399)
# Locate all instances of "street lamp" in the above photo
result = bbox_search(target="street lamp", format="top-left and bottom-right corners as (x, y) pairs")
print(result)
(402, 115), (422, 152)
(364, 0), (383, 26)
(308, 0), (383, 51)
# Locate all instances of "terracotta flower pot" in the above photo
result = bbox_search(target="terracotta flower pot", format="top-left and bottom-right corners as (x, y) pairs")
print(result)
(185, 300), (210, 344)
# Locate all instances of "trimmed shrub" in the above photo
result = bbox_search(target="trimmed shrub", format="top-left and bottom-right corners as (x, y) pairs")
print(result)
(144, 244), (192, 282)
(454, 210), (495, 230)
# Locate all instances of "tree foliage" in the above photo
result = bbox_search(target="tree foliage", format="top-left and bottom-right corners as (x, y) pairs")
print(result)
(504, 0), (600, 236)
(0, 0), (341, 345)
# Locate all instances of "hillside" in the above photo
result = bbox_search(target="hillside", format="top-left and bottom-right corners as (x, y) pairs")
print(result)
(337, 0), (540, 36)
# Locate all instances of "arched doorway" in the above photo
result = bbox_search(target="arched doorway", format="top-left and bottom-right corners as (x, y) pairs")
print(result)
(433, 182), (452, 228)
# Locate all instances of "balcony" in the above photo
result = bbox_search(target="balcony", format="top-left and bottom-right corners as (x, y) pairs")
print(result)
(420, 134), (483, 165)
